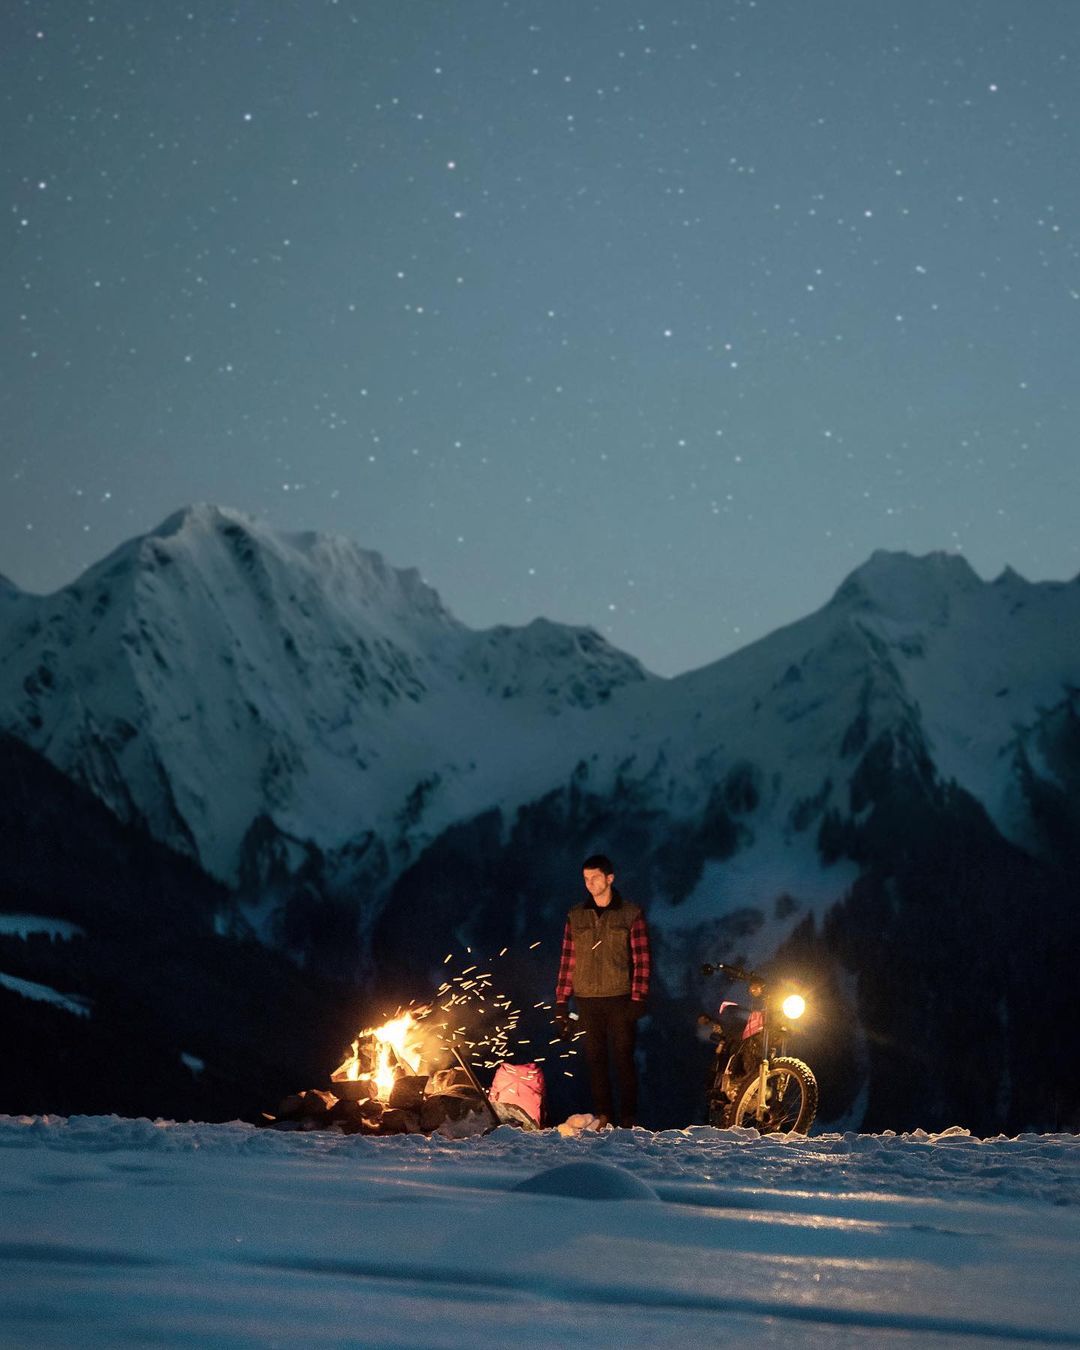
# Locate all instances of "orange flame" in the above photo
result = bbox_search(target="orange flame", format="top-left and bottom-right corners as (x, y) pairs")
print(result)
(331, 1009), (427, 1101)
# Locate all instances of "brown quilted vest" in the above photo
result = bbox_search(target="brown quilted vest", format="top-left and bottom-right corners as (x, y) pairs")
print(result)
(567, 897), (641, 998)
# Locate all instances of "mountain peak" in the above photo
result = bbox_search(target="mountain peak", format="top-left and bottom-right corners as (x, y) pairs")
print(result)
(830, 550), (982, 621)
(126, 505), (458, 632)
(150, 502), (247, 540)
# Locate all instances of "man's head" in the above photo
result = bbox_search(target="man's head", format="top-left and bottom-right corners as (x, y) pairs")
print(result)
(582, 853), (615, 907)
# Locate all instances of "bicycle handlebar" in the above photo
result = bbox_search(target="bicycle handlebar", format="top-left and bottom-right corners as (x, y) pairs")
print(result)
(701, 961), (759, 984)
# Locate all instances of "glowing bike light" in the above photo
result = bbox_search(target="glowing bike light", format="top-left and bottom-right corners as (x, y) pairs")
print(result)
(781, 994), (806, 1020)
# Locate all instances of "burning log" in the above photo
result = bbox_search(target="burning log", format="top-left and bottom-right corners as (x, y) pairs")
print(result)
(338, 1037), (380, 1080)
(332, 1079), (375, 1104)
(330, 1011), (430, 1105)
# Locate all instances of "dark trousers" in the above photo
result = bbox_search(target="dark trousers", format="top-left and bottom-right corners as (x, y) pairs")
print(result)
(577, 995), (637, 1124)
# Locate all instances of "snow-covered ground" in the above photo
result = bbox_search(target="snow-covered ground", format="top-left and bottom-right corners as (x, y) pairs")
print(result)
(2, 1116), (1078, 1347)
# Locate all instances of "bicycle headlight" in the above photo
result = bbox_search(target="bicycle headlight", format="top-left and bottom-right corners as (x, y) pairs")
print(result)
(781, 994), (806, 1020)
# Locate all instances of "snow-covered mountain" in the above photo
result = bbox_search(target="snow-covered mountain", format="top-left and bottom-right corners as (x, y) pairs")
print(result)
(544, 547), (1080, 953)
(0, 504), (649, 893)
(4, 507), (1075, 912)
(3, 507), (1079, 1131)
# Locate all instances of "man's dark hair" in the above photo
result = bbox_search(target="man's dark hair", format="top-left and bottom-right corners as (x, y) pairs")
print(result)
(582, 853), (615, 875)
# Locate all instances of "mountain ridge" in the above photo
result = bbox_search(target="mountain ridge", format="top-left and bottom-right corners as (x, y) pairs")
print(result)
(0, 505), (650, 882)
(3, 510), (1078, 896)
(2, 508), (1079, 1131)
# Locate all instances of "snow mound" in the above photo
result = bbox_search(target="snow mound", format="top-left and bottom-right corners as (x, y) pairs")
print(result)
(513, 1160), (660, 1201)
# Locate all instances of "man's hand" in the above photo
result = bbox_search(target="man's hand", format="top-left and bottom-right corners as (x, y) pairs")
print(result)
(553, 1003), (572, 1040)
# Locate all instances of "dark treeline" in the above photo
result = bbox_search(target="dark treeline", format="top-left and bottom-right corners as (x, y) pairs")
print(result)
(3, 723), (1078, 1134)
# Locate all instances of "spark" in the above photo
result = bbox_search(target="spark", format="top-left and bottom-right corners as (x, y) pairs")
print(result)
(529, 941), (542, 949)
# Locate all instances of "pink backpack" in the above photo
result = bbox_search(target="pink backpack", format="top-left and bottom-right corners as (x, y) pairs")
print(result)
(490, 1062), (546, 1127)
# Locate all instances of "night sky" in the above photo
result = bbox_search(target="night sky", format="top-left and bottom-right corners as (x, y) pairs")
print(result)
(4, 1), (1078, 675)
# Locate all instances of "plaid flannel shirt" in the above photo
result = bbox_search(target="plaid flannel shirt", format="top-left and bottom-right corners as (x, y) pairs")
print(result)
(555, 910), (650, 1004)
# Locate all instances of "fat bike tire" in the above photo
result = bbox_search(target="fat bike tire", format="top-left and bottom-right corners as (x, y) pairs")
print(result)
(731, 1056), (818, 1134)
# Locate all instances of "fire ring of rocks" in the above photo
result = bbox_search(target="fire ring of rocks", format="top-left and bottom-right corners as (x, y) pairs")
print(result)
(259, 1015), (534, 1138)
(263, 1065), (495, 1138)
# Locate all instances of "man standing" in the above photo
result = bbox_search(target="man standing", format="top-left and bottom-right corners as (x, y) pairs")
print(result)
(554, 853), (651, 1128)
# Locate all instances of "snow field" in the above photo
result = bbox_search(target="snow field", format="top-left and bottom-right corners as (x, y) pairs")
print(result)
(1, 1116), (1078, 1347)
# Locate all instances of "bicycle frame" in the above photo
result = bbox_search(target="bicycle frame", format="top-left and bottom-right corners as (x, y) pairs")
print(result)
(702, 961), (803, 1126)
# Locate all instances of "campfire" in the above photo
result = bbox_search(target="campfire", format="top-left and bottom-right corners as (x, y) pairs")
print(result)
(262, 1005), (499, 1137)
(259, 946), (564, 1137)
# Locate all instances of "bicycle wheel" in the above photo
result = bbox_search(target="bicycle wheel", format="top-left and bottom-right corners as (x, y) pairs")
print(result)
(730, 1056), (817, 1134)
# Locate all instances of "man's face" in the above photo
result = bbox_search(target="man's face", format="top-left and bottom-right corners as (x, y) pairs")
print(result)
(583, 868), (615, 906)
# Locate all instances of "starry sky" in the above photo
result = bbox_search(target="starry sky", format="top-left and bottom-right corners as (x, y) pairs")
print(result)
(4, 1), (1079, 675)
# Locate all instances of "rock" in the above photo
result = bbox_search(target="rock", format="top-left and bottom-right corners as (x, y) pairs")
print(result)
(436, 1106), (492, 1139)
(328, 1099), (367, 1128)
(426, 1067), (473, 1095)
(380, 1107), (421, 1134)
(388, 1074), (428, 1111)
(420, 1096), (449, 1132)
(359, 1097), (384, 1124)
(442, 1088), (487, 1120)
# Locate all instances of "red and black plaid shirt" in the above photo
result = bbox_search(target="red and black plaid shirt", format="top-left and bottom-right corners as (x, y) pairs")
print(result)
(555, 907), (650, 1004)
